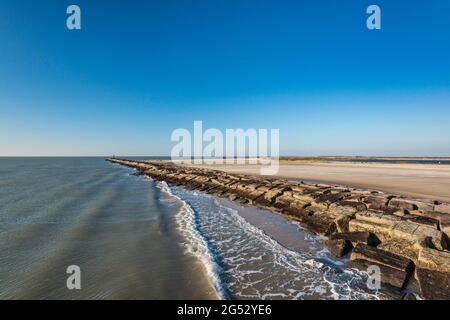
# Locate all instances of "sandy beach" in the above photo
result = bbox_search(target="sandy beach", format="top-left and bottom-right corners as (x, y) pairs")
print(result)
(175, 160), (450, 203)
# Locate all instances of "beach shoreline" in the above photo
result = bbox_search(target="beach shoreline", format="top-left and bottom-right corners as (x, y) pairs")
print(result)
(172, 160), (450, 203)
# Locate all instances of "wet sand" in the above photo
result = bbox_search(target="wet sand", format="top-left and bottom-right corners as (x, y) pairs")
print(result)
(175, 161), (450, 202)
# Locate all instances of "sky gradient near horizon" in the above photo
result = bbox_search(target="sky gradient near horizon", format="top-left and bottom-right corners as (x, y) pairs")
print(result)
(1, 0), (450, 156)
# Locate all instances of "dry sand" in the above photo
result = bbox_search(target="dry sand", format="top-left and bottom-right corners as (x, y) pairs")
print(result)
(174, 160), (450, 203)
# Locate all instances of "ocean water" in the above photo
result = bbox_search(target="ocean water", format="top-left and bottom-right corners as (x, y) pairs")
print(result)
(0, 158), (382, 299)
(343, 159), (450, 165)
(0, 157), (214, 299)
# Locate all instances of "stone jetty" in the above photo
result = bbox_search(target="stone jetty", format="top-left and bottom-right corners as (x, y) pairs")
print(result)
(107, 158), (450, 299)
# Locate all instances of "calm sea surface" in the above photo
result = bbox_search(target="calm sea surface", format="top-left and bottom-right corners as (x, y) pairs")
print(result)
(344, 159), (450, 164)
(0, 157), (382, 299)
(0, 157), (214, 299)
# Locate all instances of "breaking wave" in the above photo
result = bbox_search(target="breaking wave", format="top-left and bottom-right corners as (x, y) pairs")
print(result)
(156, 181), (383, 300)
(156, 181), (228, 299)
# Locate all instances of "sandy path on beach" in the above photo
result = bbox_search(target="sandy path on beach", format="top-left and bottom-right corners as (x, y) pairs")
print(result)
(174, 161), (450, 202)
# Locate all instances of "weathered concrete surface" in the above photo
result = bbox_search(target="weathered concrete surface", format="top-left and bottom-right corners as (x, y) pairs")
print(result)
(322, 239), (351, 257)
(107, 158), (450, 299)
(330, 231), (380, 247)
(416, 248), (450, 300)
(349, 243), (414, 289)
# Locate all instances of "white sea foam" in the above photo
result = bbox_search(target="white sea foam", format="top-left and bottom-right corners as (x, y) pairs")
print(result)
(216, 199), (383, 300)
(157, 182), (384, 300)
(156, 181), (228, 299)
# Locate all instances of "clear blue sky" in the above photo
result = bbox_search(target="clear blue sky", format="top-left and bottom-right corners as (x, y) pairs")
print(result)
(1, 0), (449, 156)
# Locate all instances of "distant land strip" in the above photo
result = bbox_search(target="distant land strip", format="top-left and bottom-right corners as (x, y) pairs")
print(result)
(279, 156), (450, 163)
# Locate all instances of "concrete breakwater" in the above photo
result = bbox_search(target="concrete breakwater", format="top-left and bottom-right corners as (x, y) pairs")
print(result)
(107, 158), (450, 299)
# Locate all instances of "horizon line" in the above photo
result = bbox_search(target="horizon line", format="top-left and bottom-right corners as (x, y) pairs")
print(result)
(1, 155), (450, 159)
